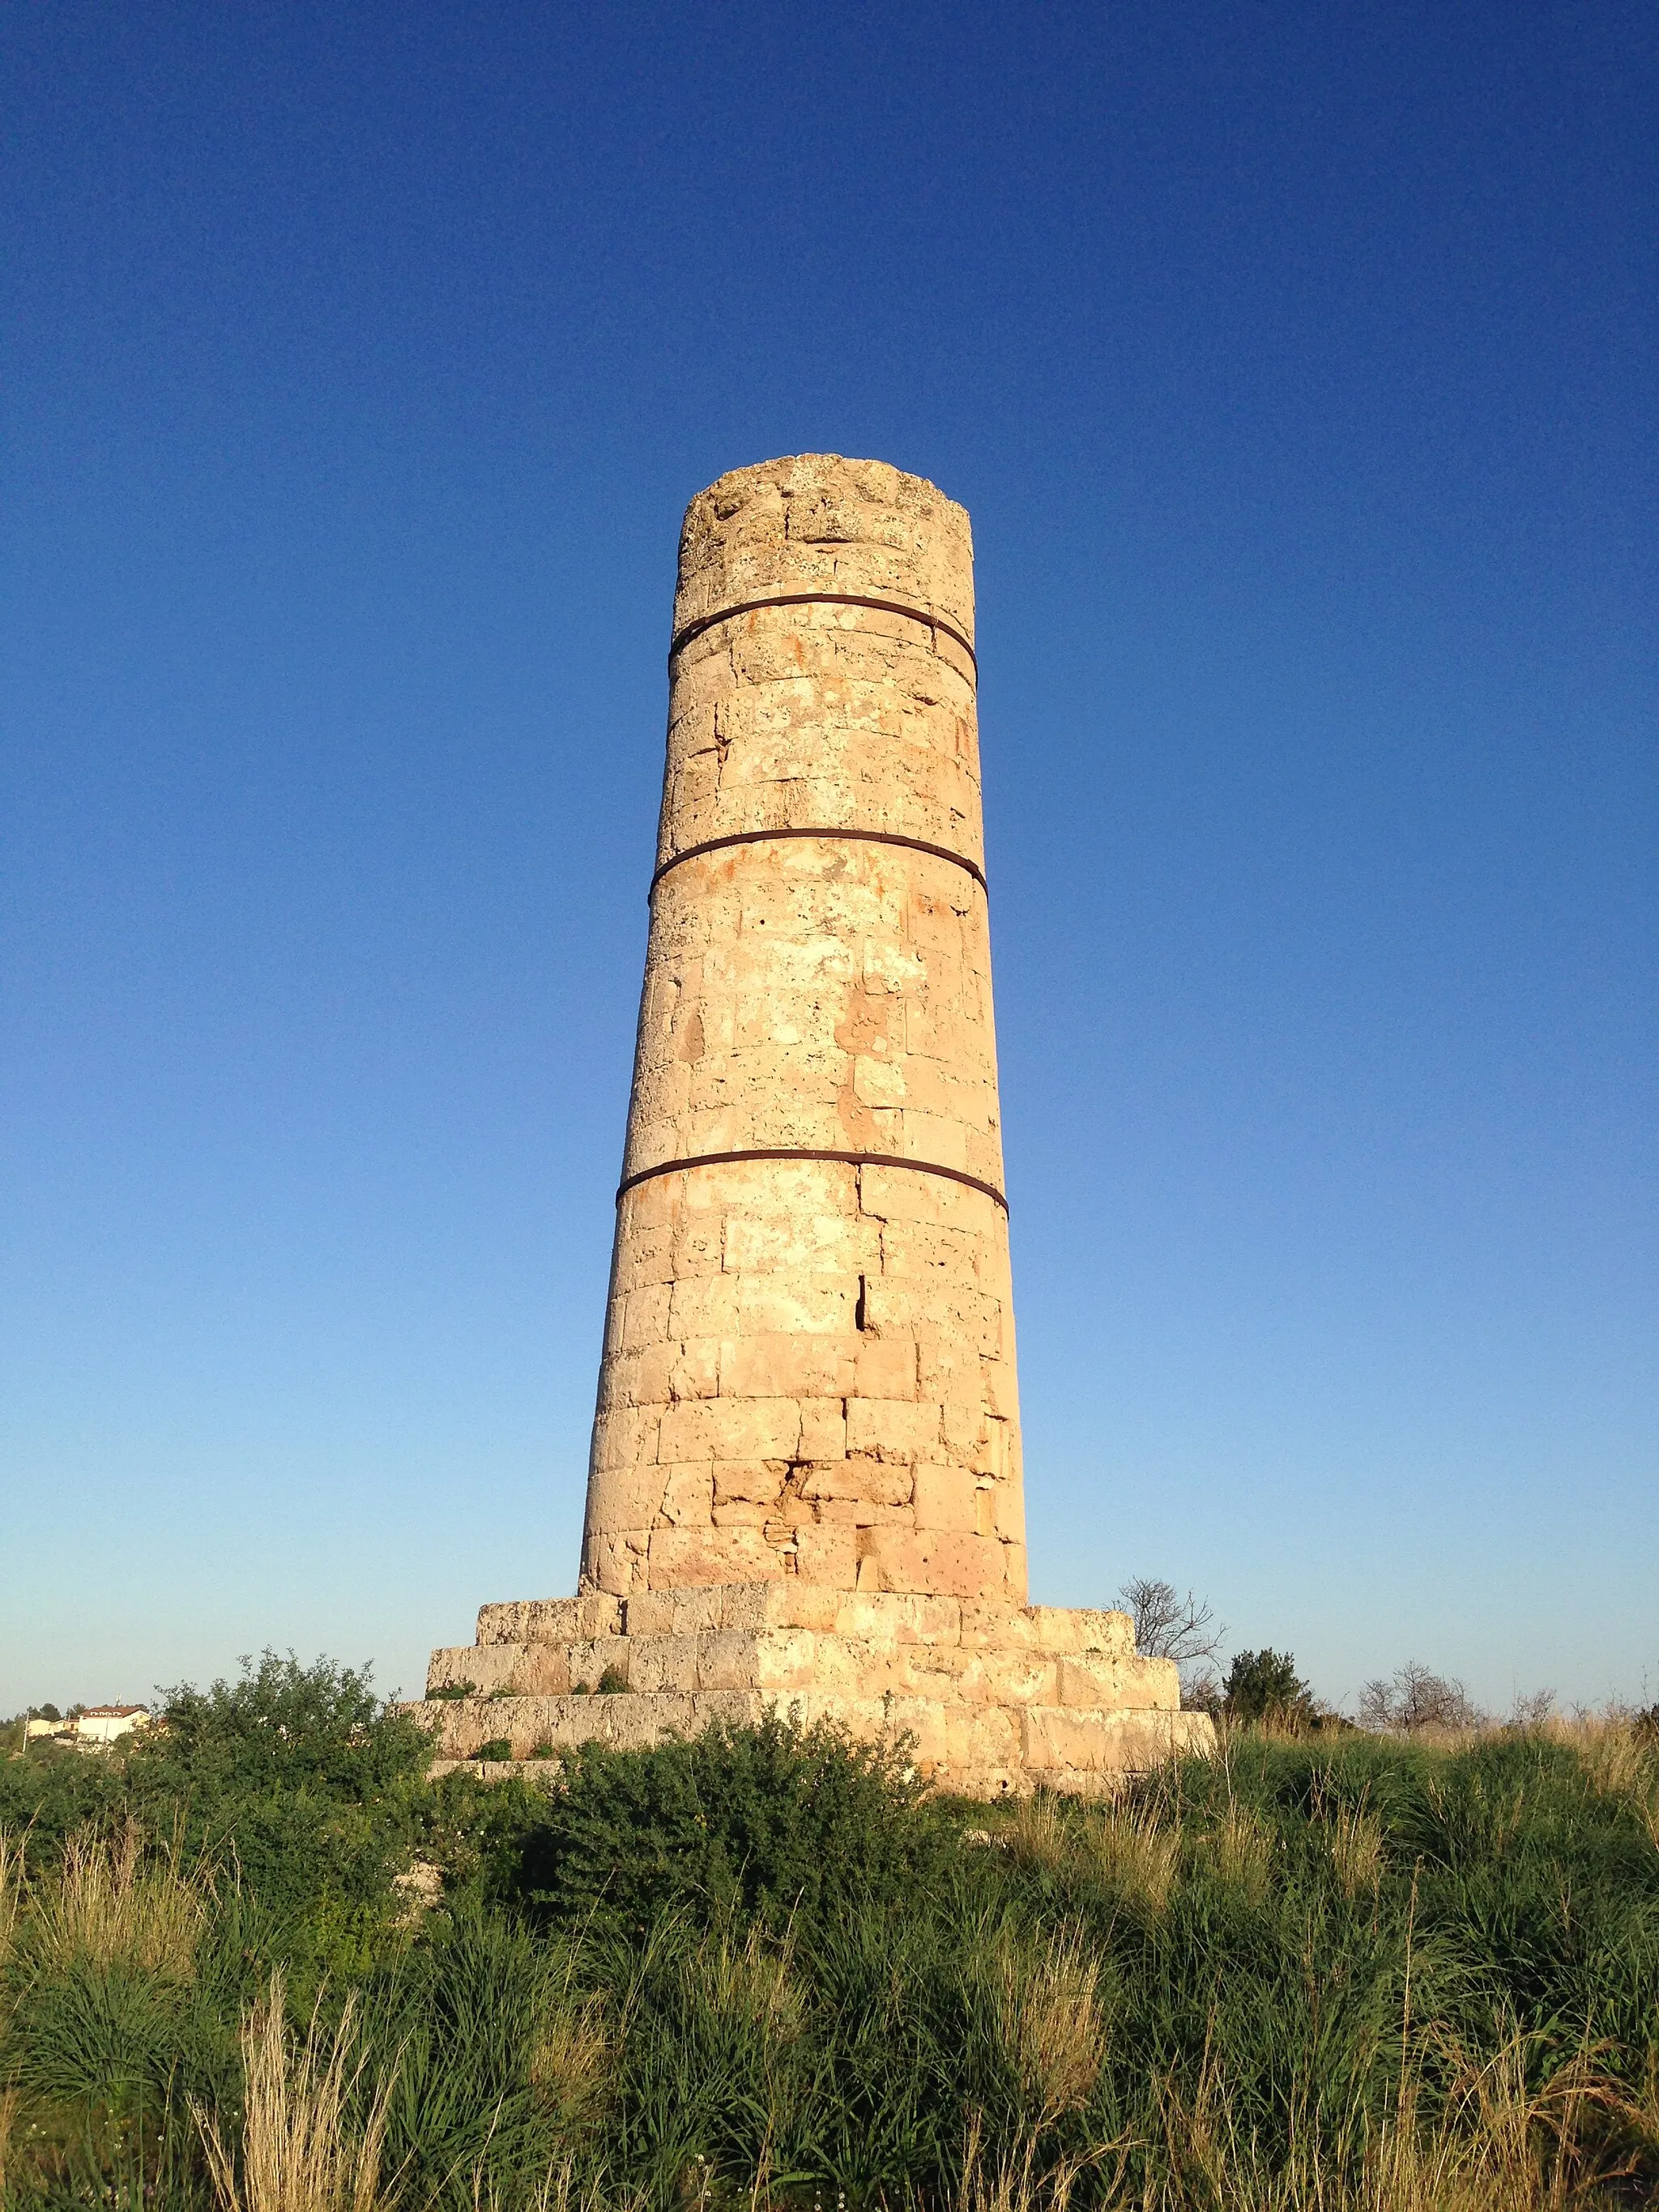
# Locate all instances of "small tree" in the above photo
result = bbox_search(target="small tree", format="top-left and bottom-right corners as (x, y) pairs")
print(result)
(1116, 1577), (1227, 1707)
(1358, 1662), (1483, 1733)
(1509, 1687), (1556, 1729)
(1223, 1649), (1312, 1726)
(1181, 1673), (1226, 1720)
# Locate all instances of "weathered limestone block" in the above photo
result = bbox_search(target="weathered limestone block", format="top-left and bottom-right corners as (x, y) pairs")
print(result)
(1021, 1707), (1213, 1775)
(647, 1525), (785, 1586)
(418, 1689), (768, 1763)
(952, 1603), (1138, 1656)
(426, 1643), (571, 1698)
(1056, 1652), (1181, 1711)
(859, 1525), (1008, 1600)
(625, 1634), (703, 1694)
(476, 1596), (621, 1646)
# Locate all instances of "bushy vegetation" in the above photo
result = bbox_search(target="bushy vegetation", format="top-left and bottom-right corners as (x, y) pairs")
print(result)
(1219, 1647), (1316, 1726)
(3, 1656), (1658, 2210)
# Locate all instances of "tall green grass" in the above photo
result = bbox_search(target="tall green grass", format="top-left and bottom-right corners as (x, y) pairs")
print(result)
(2, 1671), (1657, 2209)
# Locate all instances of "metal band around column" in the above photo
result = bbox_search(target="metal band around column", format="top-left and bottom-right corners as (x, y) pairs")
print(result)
(669, 591), (978, 676)
(650, 825), (988, 899)
(616, 1147), (1009, 1213)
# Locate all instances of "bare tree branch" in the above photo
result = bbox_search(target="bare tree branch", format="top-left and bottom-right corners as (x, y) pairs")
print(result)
(1115, 1577), (1228, 1678)
(1358, 1661), (1485, 1733)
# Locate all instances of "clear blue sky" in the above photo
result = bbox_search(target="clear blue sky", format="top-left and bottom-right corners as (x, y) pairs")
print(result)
(4, 2), (1653, 1717)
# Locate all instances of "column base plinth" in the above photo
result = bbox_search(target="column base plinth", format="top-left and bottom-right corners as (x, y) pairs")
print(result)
(407, 1585), (1215, 1798)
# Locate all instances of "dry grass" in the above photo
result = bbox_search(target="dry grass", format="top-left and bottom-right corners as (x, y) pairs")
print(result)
(993, 1926), (1104, 2123)
(0, 2084), (18, 2205)
(1328, 1803), (1384, 1902)
(1000, 1794), (1073, 1877)
(692, 1924), (804, 2045)
(1209, 1805), (1274, 1903)
(0, 1831), (21, 1973)
(1549, 1717), (1659, 1857)
(0, 1840), (16, 2201)
(1351, 2040), (1635, 2212)
(1130, 2030), (1646, 2212)
(955, 2108), (1101, 2212)
(1568, 1720), (1658, 1818)
(34, 1822), (207, 1981)
(997, 1792), (1181, 1919)
(528, 1988), (612, 2130)
(1565, 1719), (1648, 1799)
(1083, 1799), (1181, 1916)
(195, 1970), (395, 2212)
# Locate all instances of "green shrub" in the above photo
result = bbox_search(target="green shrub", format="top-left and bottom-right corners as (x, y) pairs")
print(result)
(511, 1711), (951, 1938)
(1224, 1647), (1313, 1724)
(0, 1654), (441, 1954)
(142, 1651), (433, 1801)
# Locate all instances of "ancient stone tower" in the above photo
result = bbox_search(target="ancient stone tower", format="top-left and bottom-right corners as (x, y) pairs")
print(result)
(582, 454), (1023, 1605)
(412, 457), (1213, 1793)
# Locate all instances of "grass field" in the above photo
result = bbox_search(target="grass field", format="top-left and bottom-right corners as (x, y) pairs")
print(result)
(2, 1657), (1657, 2209)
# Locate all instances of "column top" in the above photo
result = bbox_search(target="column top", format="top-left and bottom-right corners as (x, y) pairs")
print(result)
(675, 454), (975, 649)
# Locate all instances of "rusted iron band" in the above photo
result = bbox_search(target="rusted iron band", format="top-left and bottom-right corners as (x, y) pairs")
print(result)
(669, 591), (977, 675)
(616, 1147), (1009, 1213)
(650, 825), (987, 899)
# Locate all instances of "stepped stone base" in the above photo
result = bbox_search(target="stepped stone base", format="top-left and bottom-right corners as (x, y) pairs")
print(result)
(409, 1585), (1214, 1798)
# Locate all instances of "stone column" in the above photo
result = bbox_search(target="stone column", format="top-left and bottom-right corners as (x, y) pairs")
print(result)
(580, 455), (1026, 1605)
